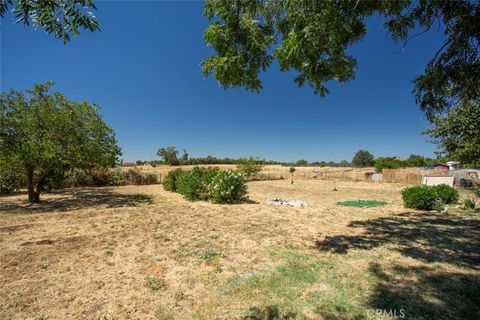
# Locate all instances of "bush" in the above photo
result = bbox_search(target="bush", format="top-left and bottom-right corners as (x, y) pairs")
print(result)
(402, 186), (437, 210)
(110, 167), (126, 186)
(88, 167), (113, 186)
(202, 167), (221, 186)
(463, 198), (476, 210)
(431, 184), (459, 204)
(176, 166), (212, 201)
(163, 168), (184, 191)
(65, 167), (120, 187)
(433, 202), (445, 213)
(145, 172), (159, 184)
(64, 167), (160, 187)
(208, 170), (247, 204)
(124, 168), (145, 185)
(167, 166), (248, 204)
(474, 188), (480, 197)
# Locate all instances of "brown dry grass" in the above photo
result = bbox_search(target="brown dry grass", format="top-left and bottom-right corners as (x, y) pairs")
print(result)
(126, 165), (375, 181)
(1, 181), (479, 319)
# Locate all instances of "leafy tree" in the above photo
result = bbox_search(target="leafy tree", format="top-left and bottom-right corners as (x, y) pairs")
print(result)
(405, 154), (426, 167)
(202, 0), (480, 119)
(339, 160), (350, 167)
(0, 0), (99, 43)
(236, 157), (263, 177)
(352, 149), (374, 167)
(0, 158), (25, 194)
(289, 166), (296, 184)
(311, 161), (327, 167)
(374, 157), (402, 173)
(156, 146), (179, 166)
(424, 102), (480, 167)
(295, 159), (308, 166)
(181, 148), (189, 163)
(0, 82), (121, 202)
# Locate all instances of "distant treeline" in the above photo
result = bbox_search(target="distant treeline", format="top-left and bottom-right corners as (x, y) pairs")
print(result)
(126, 157), (284, 167)
(123, 146), (353, 167)
(122, 146), (447, 171)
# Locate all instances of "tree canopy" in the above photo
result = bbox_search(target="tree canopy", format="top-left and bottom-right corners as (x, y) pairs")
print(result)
(0, 82), (121, 202)
(374, 157), (402, 173)
(424, 101), (480, 167)
(0, 0), (99, 42)
(236, 157), (264, 177)
(156, 146), (180, 166)
(352, 149), (375, 167)
(295, 159), (308, 166)
(202, 0), (480, 120)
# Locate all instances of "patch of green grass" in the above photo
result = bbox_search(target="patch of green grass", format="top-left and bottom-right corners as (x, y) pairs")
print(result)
(199, 250), (220, 260)
(220, 250), (374, 319)
(337, 200), (386, 208)
(145, 276), (165, 292)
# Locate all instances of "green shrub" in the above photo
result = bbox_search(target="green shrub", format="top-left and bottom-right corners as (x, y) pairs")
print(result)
(202, 167), (221, 186)
(167, 166), (248, 204)
(176, 166), (209, 201)
(431, 184), (459, 204)
(433, 202), (445, 213)
(402, 186), (437, 210)
(474, 188), (480, 197)
(208, 170), (247, 204)
(463, 198), (476, 210)
(162, 168), (184, 191)
(110, 167), (126, 186)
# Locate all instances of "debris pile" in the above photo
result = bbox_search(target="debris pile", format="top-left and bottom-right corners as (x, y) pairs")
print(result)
(266, 199), (308, 208)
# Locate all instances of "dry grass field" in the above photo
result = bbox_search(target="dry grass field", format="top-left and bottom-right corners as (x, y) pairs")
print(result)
(1, 180), (479, 319)
(127, 165), (375, 182)
(129, 164), (313, 181)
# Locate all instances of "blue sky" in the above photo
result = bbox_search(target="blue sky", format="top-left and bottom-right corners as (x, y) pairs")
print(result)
(1, 1), (443, 162)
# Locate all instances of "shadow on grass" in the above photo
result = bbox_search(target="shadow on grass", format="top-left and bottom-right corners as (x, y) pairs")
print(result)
(368, 263), (480, 320)
(315, 212), (480, 269)
(314, 212), (480, 319)
(242, 198), (260, 205)
(0, 188), (154, 214)
(241, 305), (298, 320)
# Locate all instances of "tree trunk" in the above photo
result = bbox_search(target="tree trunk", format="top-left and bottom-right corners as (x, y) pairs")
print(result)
(26, 167), (40, 202)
